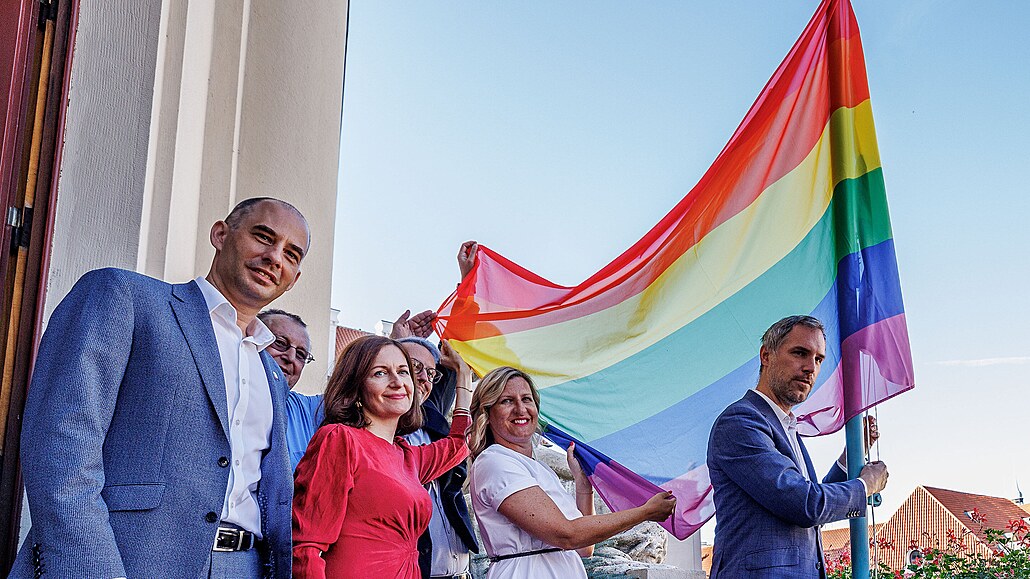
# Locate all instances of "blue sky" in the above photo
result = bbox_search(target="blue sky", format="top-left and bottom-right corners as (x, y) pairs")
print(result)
(334, 1), (1030, 542)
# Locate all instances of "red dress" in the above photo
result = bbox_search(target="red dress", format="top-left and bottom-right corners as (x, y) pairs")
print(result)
(292, 415), (471, 579)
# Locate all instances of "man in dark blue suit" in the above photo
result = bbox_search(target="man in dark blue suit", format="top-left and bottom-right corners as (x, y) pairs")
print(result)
(707, 315), (889, 579)
(12, 198), (309, 578)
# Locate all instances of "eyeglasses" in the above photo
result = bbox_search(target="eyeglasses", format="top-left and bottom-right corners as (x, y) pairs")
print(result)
(268, 336), (315, 365)
(410, 358), (443, 384)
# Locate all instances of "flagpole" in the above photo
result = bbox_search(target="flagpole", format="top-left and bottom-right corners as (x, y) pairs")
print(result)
(846, 414), (870, 579)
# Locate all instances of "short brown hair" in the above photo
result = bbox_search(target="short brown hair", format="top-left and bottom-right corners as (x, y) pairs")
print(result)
(759, 315), (825, 375)
(322, 335), (423, 436)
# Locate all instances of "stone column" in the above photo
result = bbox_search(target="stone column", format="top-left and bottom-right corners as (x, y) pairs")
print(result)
(50, 0), (347, 393)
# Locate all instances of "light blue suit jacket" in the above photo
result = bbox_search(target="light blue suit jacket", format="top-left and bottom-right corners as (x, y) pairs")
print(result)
(11, 269), (293, 578)
(707, 390), (866, 579)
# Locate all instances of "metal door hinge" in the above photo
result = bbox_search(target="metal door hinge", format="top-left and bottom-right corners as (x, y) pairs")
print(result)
(7, 206), (32, 251)
(39, 0), (56, 25)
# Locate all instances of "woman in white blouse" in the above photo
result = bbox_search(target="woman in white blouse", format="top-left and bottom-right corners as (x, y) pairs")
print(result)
(468, 367), (676, 578)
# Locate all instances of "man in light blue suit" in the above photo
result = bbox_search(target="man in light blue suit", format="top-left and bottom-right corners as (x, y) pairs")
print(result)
(12, 198), (309, 578)
(707, 315), (889, 579)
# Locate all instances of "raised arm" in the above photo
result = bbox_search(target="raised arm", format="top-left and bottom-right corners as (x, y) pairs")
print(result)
(412, 413), (472, 484)
(439, 339), (473, 412)
(19, 269), (134, 577)
(458, 240), (478, 281)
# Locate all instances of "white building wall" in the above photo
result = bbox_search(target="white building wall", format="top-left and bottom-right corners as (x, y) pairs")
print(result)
(44, 0), (164, 309)
(47, 0), (347, 393)
(665, 533), (706, 578)
(232, 1), (347, 393)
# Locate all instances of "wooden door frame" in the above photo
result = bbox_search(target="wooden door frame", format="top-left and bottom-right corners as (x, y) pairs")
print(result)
(0, 0), (76, 572)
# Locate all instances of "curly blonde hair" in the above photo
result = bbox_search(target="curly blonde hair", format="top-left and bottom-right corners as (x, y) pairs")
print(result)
(468, 366), (540, 461)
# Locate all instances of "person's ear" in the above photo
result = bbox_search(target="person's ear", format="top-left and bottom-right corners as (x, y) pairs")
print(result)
(210, 220), (229, 251)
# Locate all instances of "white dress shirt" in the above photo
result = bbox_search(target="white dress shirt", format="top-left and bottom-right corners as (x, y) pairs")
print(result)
(751, 389), (810, 481)
(195, 277), (275, 537)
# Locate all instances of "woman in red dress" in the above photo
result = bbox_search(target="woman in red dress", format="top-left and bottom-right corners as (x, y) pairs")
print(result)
(292, 335), (473, 578)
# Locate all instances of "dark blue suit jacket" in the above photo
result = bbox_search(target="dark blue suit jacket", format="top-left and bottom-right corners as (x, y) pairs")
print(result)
(707, 390), (866, 579)
(416, 368), (479, 579)
(12, 269), (293, 578)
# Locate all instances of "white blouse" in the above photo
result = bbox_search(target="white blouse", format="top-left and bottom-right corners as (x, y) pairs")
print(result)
(470, 444), (588, 579)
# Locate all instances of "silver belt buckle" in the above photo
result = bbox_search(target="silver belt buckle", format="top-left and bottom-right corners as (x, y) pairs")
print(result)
(213, 527), (244, 552)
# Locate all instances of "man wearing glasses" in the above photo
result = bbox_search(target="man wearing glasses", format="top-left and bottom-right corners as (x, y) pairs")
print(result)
(256, 309), (321, 472)
(259, 309), (316, 389)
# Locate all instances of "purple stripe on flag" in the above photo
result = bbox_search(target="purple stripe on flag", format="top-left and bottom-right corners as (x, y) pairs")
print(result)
(546, 425), (714, 539)
(796, 313), (914, 435)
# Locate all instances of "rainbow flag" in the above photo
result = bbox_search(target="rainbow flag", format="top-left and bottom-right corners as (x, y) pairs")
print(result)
(436, 0), (914, 539)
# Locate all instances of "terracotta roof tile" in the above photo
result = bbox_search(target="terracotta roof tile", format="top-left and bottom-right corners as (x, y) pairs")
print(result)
(923, 486), (1030, 545)
(865, 485), (1030, 570)
(821, 524), (880, 551)
(335, 326), (371, 360)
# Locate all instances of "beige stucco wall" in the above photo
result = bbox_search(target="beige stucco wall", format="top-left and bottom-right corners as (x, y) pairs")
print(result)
(231, 1), (347, 394)
(24, 0), (346, 547)
(47, 0), (347, 394)
(44, 1), (163, 299)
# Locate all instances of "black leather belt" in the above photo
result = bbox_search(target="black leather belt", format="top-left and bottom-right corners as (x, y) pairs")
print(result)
(489, 547), (562, 563)
(213, 526), (260, 551)
(431, 574), (471, 579)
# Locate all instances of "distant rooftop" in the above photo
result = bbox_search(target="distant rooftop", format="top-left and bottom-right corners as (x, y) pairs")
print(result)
(335, 325), (372, 359)
(922, 485), (1030, 545)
